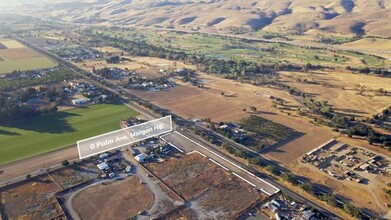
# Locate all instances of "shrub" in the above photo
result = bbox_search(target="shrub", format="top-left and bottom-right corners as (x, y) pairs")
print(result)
(62, 160), (70, 166)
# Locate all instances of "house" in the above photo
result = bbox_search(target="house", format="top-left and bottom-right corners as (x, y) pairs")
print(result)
(360, 163), (371, 172)
(72, 98), (89, 106)
(219, 125), (229, 129)
(99, 153), (109, 159)
(97, 162), (109, 171)
(301, 209), (316, 220)
(134, 154), (147, 162)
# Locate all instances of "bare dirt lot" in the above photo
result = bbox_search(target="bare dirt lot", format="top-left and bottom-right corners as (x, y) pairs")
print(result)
(0, 48), (40, 60)
(132, 73), (280, 122)
(279, 70), (391, 118)
(145, 153), (227, 200)
(146, 153), (265, 219)
(49, 161), (100, 189)
(72, 176), (154, 220)
(0, 175), (65, 220)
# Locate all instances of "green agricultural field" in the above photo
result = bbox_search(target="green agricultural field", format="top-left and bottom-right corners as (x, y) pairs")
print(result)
(0, 57), (57, 74)
(0, 103), (139, 165)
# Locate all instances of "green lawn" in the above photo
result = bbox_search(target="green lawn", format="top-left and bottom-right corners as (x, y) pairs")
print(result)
(0, 57), (57, 74)
(0, 103), (139, 165)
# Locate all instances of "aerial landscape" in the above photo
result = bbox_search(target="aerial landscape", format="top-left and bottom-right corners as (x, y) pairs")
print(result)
(0, 0), (390, 219)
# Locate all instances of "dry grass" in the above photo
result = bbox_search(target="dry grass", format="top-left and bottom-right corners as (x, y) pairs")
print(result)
(75, 55), (194, 78)
(13, 1), (391, 38)
(343, 38), (391, 51)
(0, 39), (24, 49)
(147, 153), (266, 219)
(279, 70), (391, 118)
(0, 175), (65, 220)
(159, 206), (198, 220)
(0, 48), (40, 60)
(291, 162), (391, 215)
(93, 46), (127, 54)
(49, 162), (100, 189)
(145, 153), (222, 200)
(132, 72), (283, 122)
(73, 176), (154, 220)
(132, 72), (335, 164)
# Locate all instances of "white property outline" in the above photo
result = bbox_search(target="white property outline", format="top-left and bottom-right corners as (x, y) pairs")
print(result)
(77, 115), (173, 159)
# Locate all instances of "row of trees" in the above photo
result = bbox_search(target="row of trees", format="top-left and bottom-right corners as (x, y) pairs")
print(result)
(0, 98), (58, 121)
(348, 123), (391, 147)
(0, 68), (77, 91)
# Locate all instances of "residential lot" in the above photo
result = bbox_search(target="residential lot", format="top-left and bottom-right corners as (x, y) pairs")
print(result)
(72, 176), (154, 220)
(0, 39), (56, 74)
(0, 175), (65, 220)
(145, 153), (266, 219)
(0, 103), (139, 165)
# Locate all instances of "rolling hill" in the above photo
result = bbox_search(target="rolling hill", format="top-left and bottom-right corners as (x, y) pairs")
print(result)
(3, 0), (391, 37)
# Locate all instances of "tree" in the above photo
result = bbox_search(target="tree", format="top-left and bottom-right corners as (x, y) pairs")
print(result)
(265, 165), (279, 175)
(250, 106), (257, 113)
(281, 172), (298, 185)
(247, 157), (260, 166)
(299, 182), (314, 194)
(62, 160), (70, 166)
(243, 108), (247, 112)
(343, 203), (362, 218)
(221, 92), (225, 96)
(25, 174), (32, 179)
(367, 135), (374, 145)
(321, 194), (337, 207)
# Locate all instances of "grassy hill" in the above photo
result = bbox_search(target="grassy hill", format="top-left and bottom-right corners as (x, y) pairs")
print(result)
(6, 0), (391, 38)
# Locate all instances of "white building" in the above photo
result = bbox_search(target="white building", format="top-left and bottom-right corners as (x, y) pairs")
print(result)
(72, 98), (89, 106)
(97, 162), (109, 171)
(134, 154), (147, 162)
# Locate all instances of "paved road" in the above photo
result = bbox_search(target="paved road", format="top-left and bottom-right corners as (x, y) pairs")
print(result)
(0, 146), (78, 183)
